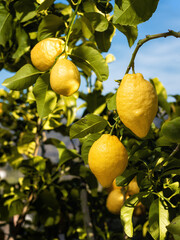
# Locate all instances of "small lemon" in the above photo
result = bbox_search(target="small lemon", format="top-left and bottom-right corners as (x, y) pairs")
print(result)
(127, 177), (140, 196)
(0, 102), (3, 115)
(107, 179), (122, 193)
(133, 202), (146, 216)
(30, 38), (65, 71)
(116, 73), (158, 138)
(88, 134), (128, 188)
(50, 58), (81, 96)
(106, 189), (125, 215)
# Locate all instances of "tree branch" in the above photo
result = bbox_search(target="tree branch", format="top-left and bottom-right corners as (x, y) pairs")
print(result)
(13, 192), (34, 238)
(80, 183), (95, 240)
(125, 29), (180, 74)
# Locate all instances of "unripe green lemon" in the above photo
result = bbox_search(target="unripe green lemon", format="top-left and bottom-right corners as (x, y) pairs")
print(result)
(116, 73), (158, 138)
(88, 134), (128, 188)
(30, 38), (65, 71)
(50, 58), (80, 96)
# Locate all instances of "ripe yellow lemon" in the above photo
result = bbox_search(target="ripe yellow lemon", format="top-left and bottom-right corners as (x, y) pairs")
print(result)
(106, 189), (125, 215)
(133, 202), (146, 216)
(50, 58), (81, 96)
(30, 38), (65, 71)
(127, 177), (140, 196)
(107, 179), (122, 193)
(0, 102), (3, 115)
(116, 73), (158, 138)
(88, 134), (128, 188)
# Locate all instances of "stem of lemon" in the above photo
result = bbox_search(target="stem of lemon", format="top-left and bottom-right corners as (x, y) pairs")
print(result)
(110, 122), (116, 135)
(125, 29), (180, 74)
(64, 0), (82, 58)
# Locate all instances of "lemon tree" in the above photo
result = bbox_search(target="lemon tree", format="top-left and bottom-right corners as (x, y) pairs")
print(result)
(0, 0), (180, 240)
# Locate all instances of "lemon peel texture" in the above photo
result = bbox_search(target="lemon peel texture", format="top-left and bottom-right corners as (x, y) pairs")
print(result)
(31, 38), (65, 71)
(88, 134), (128, 188)
(50, 58), (80, 96)
(116, 73), (158, 138)
(106, 189), (125, 215)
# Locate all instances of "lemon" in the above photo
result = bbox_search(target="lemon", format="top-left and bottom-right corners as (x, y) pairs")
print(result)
(125, 193), (145, 216)
(88, 134), (128, 188)
(30, 38), (65, 71)
(0, 102), (3, 115)
(106, 189), (124, 215)
(50, 58), (81, 96)
(133, 202), (146, 216)
(116, 73), (158, 138)
(127, 177), (139, 196)
(107, 179), (122, 193)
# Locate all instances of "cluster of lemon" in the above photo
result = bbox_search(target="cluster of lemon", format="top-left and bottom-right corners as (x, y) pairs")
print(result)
(88, 71), (158, 210)
(88, 74), (158, 188)
(106, 178), (145, 216)
(31, 38), (158, 214)
(30, 38), (81, 96)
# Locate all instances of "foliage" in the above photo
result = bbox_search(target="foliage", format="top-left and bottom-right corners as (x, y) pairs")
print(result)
(0, 0), (179, 240)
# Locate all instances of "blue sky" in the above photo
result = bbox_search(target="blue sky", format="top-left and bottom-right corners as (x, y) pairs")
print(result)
(102, 0), (180, 98)
(0, 0), (179, 99)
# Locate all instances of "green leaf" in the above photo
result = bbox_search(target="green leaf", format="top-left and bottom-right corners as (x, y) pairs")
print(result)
(95, 22), (115, 52)
(121, 194), (140, 237)
(0, 3), (13, 47)
(81, 133), (101, 164)
(116, 168), (138, 186)
(173, 234), (180, 240)
(149, 199), (159, 240)
(70, 45), (109, 81)
(106, 92), (117, 111)
(59, 93), (79, 126)
(149, 198), (170, 240)
(81, 15), (94, 39)
(45, 138), (80, 166)
(84, 12), (109, 32)
(37, 0), (55, 12)
(12, 24), (30, 59)
(69, 114), (108, 139)
(159, 199), (170, 240)
(83, 0), (96, 13)
(161, 117), (180, 143)
(114, 24), (138, 47)
(113, 0), (159, 26)
(7, 199), (24, 217)
(37, 14), (64, 41)
(163, 158), (180, 172)
(43, 117), (63, 130)
(33, 73), (57, 118)
(156, 136), (174, 147)
(2, 64), (41, 90)
(161, 169), (180, 177)
(86, 91), (106, 114)
(17, 132), (36, 156)
(151, 78), (170, 114)
(164, 181), (179, 193)
(14, 0), (37, 23)
(167, 216), (180, 236)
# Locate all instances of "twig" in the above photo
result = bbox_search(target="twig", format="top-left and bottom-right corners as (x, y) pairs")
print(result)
(80, 183), (95, 240)
(13, 193), (34, 238)
(125, 29), (180, 74)
(34, 118), (42, 156)
(64, 0), (82, 58)
(169, 144), (179, 158)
